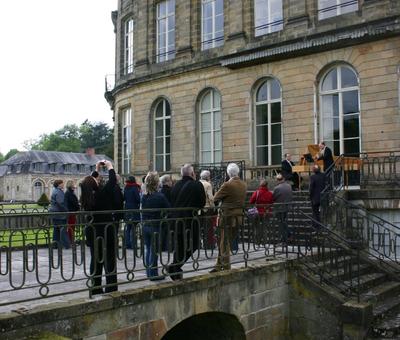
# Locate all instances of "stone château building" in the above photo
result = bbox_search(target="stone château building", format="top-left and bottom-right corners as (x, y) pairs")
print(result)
(0, 150), (112, 202)
(105, 0), (400, 176)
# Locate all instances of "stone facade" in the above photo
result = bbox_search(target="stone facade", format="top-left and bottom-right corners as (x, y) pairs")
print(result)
(0, 150), (112, 202)
(107, 0), (400, 176)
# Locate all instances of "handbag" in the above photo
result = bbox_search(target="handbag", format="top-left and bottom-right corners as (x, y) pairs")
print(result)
(247, 190), (259, 218)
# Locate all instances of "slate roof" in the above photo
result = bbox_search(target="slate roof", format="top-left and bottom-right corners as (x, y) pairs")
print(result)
(0, 151), (113, 177)
(1, 150), (112, 166)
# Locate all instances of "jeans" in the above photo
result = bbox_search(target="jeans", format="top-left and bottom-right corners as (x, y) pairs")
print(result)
(143, 225), (161, 278)
(52, 218), (70, 249)
(124, 221), (137, 249)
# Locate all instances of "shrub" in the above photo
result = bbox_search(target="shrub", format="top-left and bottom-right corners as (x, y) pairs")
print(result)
(37, 193), (50, 207)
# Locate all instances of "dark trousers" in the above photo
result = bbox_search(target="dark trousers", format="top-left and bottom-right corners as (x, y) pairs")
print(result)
(276, 211), (290, 242)
(311, 203), (321, 229)
(169, 218), (200, 274)
(88, 223), (118, 294)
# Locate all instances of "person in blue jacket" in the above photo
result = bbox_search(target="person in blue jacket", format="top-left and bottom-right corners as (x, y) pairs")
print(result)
(49, 179), (70, 249)
(141, 171), (170, 280)
(123, 176), (141, 249)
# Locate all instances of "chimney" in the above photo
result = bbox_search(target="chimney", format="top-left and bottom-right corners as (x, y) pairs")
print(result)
(86, 148), (95, 157)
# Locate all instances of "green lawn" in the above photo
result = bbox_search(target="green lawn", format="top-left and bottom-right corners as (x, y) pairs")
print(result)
(0, 203), (47, 214)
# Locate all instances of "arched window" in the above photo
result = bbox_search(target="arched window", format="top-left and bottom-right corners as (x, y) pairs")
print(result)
(254, 78), (282, 165)
(199, 89), (222, 164)
(319, 64), (360, 156)
(154, 99), (171, 171)
(33, 181), (44, 201)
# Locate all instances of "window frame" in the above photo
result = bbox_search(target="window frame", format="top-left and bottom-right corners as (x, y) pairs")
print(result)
(201, 0), (224, 50)
(121, 108), (132, 175)
(254, 0), (284, 37)
(319, 64), (361, 156)
(123, 18), (134, 74)
(254, 78), (283, 166)
(318, 0), (359, 20)
(153, 99), (171, 172)
(199, 89), (222, 164)
(156, 0), (176, 63)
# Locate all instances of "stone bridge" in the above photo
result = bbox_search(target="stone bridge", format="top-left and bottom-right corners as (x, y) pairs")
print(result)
(1, 257), (367, 340)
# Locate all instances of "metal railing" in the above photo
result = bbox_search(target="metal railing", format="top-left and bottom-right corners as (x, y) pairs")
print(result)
(0, 199), (380, 307)
(248, 165), (281, 181)
(322, 192), (400, 275)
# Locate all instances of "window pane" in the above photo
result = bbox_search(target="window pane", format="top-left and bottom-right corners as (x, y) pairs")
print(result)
(256, 105), (268, 125)
(343, 115), (359, 138)
(165, 118), (171, 135)
(214, 131), (222, 149)
(343, 91), (359, 114)
(156, 102), (163, 118)
(202, 151), (212, 164)
(201, 132), (211, 150)
(256, 126), (268, 146)
(168, 31), (175, 48)
(322, 68), (337, 91)
(271, 124), (281, 144)
(257, 147), (268, 166)
(213, 111), (221, 129)
(318, 0), (336, 20)
(344, 138), (360, 156)
(201, 113), (211, 131)
(214, 150), (222, 163)
(156, 138), (164, 154)
(341, 0), (358, 15)
(158, 1), (166, 17)
(257, 82), (268, 102)
(270, 79), (281, 100)
(215, 0), (224, 14)
(341, 67), (358, 88)
(213, 91), (221, 109)
(166, 136), (171, 153)
(168, 15), (175, 31)
(215, 14), (224, 32)
(271, 103), (281, 123)
(323, 117), (339, 141)
(321, 94), (339, 117)
(165, 101), (171, 116)
(271, 145), (282, 165)
(201, 92), (211, 111)
(155, 156), (163, 172)
(204, 2), (212, 18)
(333, 141), (340, 156)
(156, 120), (163, 137)
(167, 0), (175, 13)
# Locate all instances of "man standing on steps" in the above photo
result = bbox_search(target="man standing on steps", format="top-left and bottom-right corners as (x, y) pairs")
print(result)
(309, 165), (325, 228)
(272, 174), (293, 243)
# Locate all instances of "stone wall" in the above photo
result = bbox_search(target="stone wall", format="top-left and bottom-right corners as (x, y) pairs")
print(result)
(113, 37), (400, 174)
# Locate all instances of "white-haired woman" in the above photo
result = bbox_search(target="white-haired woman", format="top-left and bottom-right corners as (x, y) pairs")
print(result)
(141, 171), (170, 280)
(200, 170), (216, 248)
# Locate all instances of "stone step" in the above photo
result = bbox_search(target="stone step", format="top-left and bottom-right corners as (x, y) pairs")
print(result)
(362, 281), (400, 304)
(370, 312), (400, 339)
(344, 272), (388, 293)
(373, 294), (400, 319)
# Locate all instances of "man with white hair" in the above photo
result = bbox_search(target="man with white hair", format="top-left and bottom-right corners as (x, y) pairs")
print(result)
(168, 164), (206, 280)
(273, 173), (293, 242)
(211, 163), (247, 272)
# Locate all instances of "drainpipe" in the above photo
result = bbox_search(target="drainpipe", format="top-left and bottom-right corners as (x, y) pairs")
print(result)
(313, 82), (318, 144)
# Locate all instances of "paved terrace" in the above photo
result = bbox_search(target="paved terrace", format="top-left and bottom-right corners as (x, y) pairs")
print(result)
(0, 244), (301, 315)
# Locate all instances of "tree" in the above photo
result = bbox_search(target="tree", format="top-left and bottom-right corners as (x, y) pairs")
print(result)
(79, 120), (114, 158)
(24, 121), (114, 158)
(0, 152), (4, 163)
(4, 149), (19, 160)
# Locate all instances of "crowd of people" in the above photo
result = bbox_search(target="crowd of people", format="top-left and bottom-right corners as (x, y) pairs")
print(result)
(48, 142), (331, 295)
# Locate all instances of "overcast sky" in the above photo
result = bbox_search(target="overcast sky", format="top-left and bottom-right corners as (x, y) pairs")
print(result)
(0, 0), (117, 154)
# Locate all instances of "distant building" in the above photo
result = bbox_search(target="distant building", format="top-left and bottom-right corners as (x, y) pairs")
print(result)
(105, 0), (400, 176)
(0, 149), (112, 202)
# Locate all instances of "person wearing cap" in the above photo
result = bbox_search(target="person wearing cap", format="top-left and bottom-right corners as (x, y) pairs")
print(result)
(124, 175), (141, 249)
(309, 165), (325, 228)
(273, 174), (293, 242)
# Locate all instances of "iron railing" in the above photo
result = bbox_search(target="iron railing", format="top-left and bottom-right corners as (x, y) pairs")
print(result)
(322, 192), (400, 275)
(0, 199), (378, 307)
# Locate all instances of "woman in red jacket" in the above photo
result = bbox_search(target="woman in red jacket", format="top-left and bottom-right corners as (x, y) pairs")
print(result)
(249, 180), (273, 216)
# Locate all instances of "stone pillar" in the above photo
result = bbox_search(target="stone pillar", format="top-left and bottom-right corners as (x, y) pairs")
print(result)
(225, 0), (247, 53)
(341, 301), (373, 340)
(285, 0), (309, 37)
(135, 0), (151, 75)
(176, 0), (193, 59)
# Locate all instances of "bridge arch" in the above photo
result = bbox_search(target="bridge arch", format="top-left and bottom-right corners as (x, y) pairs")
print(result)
(162, 312), (245, 340)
